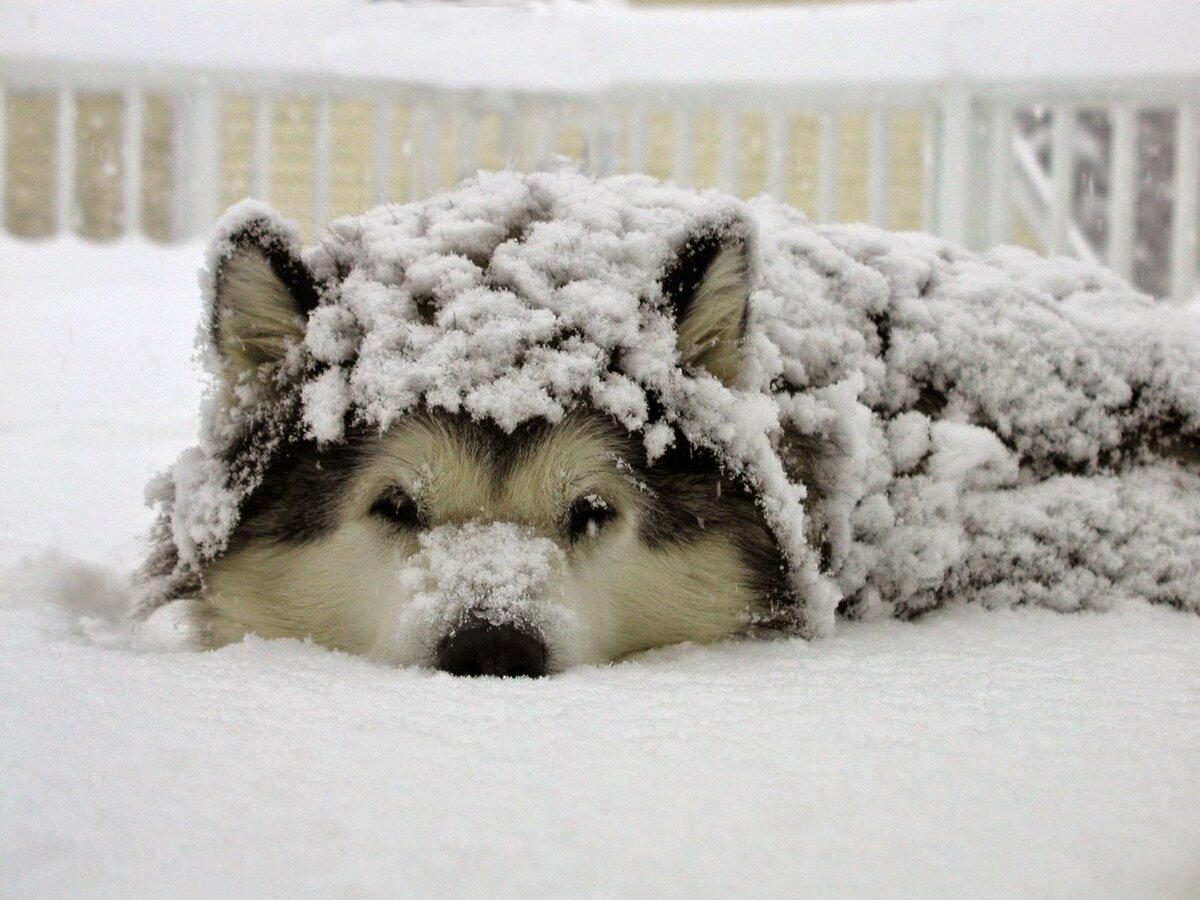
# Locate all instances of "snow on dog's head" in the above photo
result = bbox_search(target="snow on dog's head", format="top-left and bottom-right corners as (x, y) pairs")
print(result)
(137, 171), (832, 675)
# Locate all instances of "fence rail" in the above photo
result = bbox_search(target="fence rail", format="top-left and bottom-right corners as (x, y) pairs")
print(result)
(1, 55), (1198, 302)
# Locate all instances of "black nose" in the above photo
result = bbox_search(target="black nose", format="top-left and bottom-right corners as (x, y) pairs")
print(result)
(435, 621), (548, 678)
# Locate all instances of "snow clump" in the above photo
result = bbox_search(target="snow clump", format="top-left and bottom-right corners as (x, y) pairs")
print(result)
(386, 522), (580, 668)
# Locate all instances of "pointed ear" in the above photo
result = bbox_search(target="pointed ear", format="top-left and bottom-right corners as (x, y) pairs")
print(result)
(208, 211), (320, 387)
(661, 227), (753, 386)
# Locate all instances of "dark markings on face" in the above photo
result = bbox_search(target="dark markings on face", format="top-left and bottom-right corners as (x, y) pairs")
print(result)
(636, 437), (790, 609)
(222, 410), (794, 616)
(229, 425), (375, 547)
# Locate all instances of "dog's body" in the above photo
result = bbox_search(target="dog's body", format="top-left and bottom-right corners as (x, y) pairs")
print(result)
(139, 172), (1200, 675)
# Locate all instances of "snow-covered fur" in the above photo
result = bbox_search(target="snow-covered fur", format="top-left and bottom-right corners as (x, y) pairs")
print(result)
(137, 171), (1200, 673)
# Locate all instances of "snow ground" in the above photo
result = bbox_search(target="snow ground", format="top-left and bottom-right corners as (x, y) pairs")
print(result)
(3, 236), (1200, 898)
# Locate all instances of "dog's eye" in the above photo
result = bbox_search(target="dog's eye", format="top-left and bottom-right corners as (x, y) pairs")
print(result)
(370, 487), (423, 530)
(566, 493), (615, 542)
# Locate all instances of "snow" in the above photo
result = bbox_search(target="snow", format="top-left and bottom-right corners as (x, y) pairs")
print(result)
(0, 237), (203, 571)
(3, 233), (1200, 895)
(6, 219), (1200, 898)
(390, 522), (580, 669)
(6, 573), (1200, 898)
(3, 0), (1198, 90)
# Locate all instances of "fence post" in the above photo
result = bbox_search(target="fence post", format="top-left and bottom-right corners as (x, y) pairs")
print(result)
(867, 108), (889, 228)
(370, 98), (392, 204)
(498, 100), (518, 170)
(55, 87), (76, 235)
(122, 88), (143, 237)
(414, 102), (437, 199)
(312, 94), (332, 231)
(1170, 104), (1198, 303)
(458, 106), (479, 182)
(765, 108), (786, 201)
(674, 107), (694, 189)
(252, 94), (272, 203)
(985, 104), (1011, 247)
(1047, 104), (1074, 256)
(937, 81), (972, 245)
(1105, 104), (1137, 281)
(532, 103), (558, 168)
(817, 112), (836, 222)
(921, 107), (939, 233)
(718, 109), (738, 196)
(173, 91), (220, 240)
(585, 102), (618, 178)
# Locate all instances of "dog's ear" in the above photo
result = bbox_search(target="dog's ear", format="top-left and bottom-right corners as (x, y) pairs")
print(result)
(208, 210), (320, 387)
(661, 226), (752, 386)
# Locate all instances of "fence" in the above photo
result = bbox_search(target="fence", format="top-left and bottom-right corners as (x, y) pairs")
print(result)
(2, 5), (1198, 302)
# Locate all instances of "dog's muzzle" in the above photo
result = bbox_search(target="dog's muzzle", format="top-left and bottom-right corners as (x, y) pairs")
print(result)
(435, 618), (547, 678)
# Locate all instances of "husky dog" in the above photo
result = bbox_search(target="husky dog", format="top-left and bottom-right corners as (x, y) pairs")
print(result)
(140, 172), (1200, 676)
(150, 203), (795, 677)
(201, 412), (788, 676)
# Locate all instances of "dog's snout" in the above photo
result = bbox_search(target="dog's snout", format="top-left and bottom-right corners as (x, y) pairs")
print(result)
(435, 621), (547, 678)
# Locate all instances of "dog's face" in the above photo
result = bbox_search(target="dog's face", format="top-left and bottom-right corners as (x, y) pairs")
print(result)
(193, 215), (791, 675)
(203, 410), (786, 674)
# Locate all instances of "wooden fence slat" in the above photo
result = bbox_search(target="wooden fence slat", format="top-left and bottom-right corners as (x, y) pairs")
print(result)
(817, 112), (836, 223)
(1170, 104), (1198, 303)
(1106, 104), (1137, 280)
(459, 108), (479, 181)
(252, 94), (272, 202)
(628, 106), (647, 175)
(498, 105), (517, 169)
(867, 108), (889, 227)
(937, 85), (972, 245)
(765, 108), (786, 200)
(986, 104), (1011, 246)
(717, 109), (738, 195)
(122, 88), (143, 236)
(1048, 104), (1074, 255)
(414, 103), (436, 199)
(55, 87), (76, 235)
(673, 107), (692, 188)
(585, 103), (616, 177)
(532, 104), (555, 167)
(921, 107), (939, 232)
(370, 98), (392, 205)
(177, 92), (220, 239)
(312, 94), (332, 230)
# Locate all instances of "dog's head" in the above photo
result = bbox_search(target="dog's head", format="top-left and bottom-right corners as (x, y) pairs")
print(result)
(190, 204), (795, 676)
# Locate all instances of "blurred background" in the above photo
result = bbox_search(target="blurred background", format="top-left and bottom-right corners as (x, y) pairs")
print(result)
(1, 0), (1197, 300)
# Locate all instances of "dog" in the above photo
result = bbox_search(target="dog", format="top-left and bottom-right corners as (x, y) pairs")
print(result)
(137, 171), (1200, 676)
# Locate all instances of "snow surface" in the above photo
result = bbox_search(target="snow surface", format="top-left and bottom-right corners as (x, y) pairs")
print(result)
(3, 0), (1198, 90)
(3, 225), (1200, 898)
